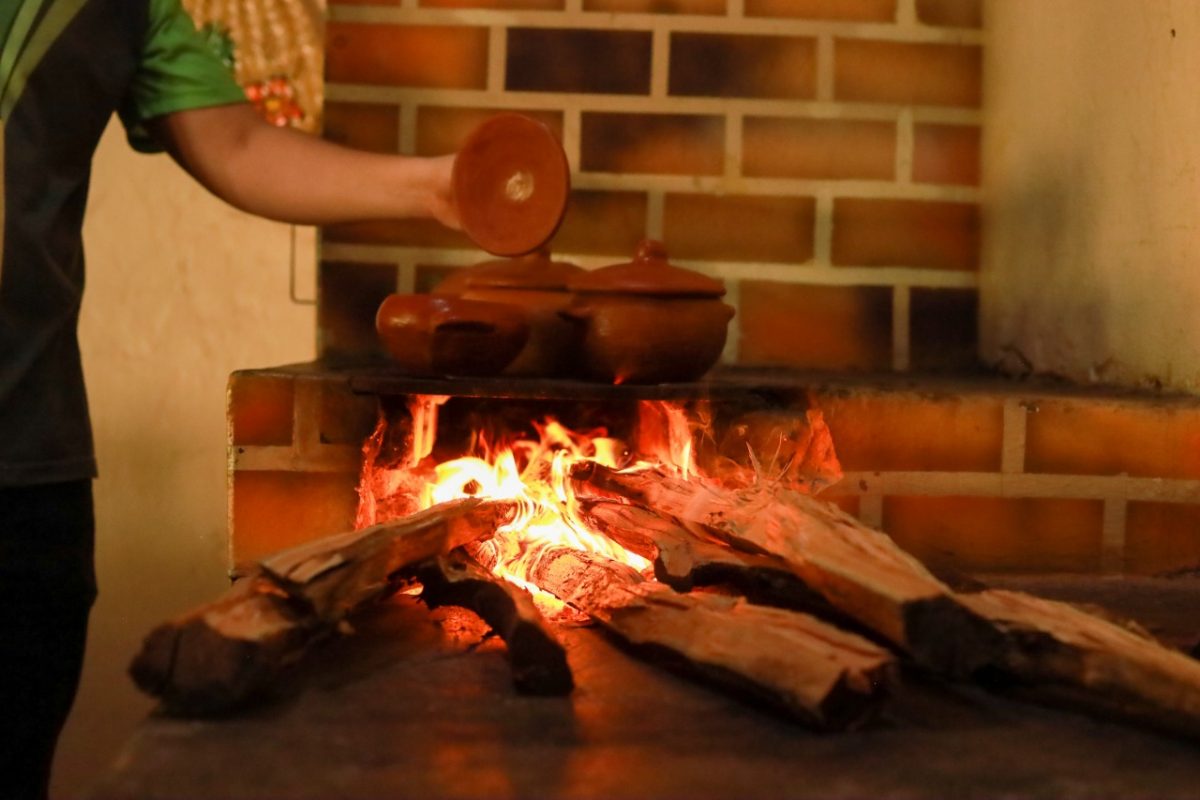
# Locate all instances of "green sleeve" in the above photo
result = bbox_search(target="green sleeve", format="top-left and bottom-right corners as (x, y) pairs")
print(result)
(120, 0), (247, 153)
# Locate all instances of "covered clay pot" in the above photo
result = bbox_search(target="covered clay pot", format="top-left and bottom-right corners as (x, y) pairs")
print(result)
(375, 294), (529, 377)
(433, 248), (583, 377)
(562, 240), (734, 384)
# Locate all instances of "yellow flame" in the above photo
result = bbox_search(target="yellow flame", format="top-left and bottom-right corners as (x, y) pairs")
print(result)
(417, 420), (652, 594)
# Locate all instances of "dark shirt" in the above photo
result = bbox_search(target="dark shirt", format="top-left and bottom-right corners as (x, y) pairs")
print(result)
(0, 0), (243, 485)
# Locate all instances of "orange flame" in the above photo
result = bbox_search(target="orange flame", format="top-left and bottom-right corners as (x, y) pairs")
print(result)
(355, 400), (713, 612)
(424, 420), (652, 607)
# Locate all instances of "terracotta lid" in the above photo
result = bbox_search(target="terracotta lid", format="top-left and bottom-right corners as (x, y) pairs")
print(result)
(452, 113), (571, 257)
(567, 239), (726, 297)
(434, 248), (584, 294)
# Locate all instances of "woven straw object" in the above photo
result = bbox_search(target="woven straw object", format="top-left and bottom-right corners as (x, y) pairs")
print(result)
(183, 0), (324, 132)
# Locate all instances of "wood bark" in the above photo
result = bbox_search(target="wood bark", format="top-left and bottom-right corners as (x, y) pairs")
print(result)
(574, 497), (867, 633)
(497, 543), (894, 731)
(574, 464), (1200, 734)
(572, 463), (1002, 675)
(130, 498), (516, 716)
(412, 553), (574, 695)
(958, 588), (1200, 738)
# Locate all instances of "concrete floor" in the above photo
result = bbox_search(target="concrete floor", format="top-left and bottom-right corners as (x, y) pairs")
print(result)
(90, 575), (1200, 800)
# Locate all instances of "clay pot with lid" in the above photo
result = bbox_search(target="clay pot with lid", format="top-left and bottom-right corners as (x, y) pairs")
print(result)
(375, 294), (529, 377)
(433, 248), (585, 377)
(562, 240), (735, 384)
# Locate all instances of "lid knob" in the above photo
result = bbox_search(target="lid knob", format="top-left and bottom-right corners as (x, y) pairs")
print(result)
(635, 239), (669, 264)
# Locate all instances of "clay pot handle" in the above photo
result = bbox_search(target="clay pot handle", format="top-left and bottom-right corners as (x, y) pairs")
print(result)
(634, 239), (670, 265)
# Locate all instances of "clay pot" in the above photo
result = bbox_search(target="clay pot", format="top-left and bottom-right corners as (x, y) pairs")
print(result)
(452, 113), (570, 257)
(562, 240), (735, 384)
(433, 248), (584, 377)
(375, 294), (529, 377)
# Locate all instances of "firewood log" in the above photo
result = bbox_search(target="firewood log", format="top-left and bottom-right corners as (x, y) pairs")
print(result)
(572, 463), (1002, 675)
(574, 464), (1200, 735)
(486, 543), (894, 731)
(958, 588), (1200, 738)
(412, 553), (573, 695)
(130, 498), (516, 716)
(574, 497), (866, 633)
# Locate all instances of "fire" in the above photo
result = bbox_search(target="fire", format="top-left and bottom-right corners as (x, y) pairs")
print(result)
(423, 420), (652, 607)
(357, 402), (694, 611)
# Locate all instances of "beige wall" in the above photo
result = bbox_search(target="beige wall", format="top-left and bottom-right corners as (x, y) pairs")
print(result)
(51, 120), (315, 798)
(981, 0), (1200, 392)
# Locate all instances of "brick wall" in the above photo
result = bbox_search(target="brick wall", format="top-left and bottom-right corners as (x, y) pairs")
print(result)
(316, 0), (984, 372)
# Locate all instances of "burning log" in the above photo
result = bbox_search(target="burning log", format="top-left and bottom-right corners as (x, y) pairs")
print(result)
(572, 463), (1002, 675)
(574, 498), (862, 630)
(412, 554), (573, 695)
(502, 543), (895, 731)
(130, 498), (516, 716)
(574, 464), (1200, 735)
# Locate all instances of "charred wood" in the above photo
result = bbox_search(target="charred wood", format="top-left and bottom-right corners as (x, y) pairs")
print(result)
(412, 553), (574, 695)
(572, 463), (1002, 676)
(130, 498), (516, 716)
(958, 588), (1200, 738)
(574, 497), (869, 634)
(500, 543), (894, 731)
(573, 464), (1200, 735)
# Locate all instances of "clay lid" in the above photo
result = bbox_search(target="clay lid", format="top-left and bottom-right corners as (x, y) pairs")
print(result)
(452, 113), (571, 257)
(434, 248), (584, 294)
(567, 239), (726, 297)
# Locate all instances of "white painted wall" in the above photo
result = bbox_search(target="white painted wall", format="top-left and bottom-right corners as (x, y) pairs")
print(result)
(981, 0), (1200, 392)
(51, 120), (316, 798)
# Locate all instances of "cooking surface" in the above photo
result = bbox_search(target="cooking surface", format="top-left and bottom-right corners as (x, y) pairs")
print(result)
(92, 576), (1200, 799)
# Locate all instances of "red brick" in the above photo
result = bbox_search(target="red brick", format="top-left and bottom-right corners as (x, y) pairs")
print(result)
(581, 112), (725, 175)
(743, 117), (895, 181)
(738, 282), (891, 370)
(319, 382), (380, 446)
(669, 33), (817, 100)
(322, 102), (400, 154)
(916, 0), (983, 28)
(318, 261), (401, 361)
(1125, 502), (1200, 575)
(326, 23), (488, 89)
(416, 107), (563, 157)
(1024, 398), (1200, 480)
(832, 198), (980, 270)
(909, 287), (978, 371)
(746, 0), (895, 21)
(913, 123), (981, 186)
(585, 0), (725, 12)
(422, 0), (564, 8)
(231, 471), (361, 564)
(814, 390), (1003, 472)
(228, 373), (294, 447)
(507, 29), (652, 95)
(835, 39), (982, 108)
(663, 194), (815, 263)
(883, 496), (1104, 574)
(553, 190), (649, 257)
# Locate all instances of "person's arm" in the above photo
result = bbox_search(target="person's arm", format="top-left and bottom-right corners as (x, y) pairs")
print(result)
(148, 103), (460, 229)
